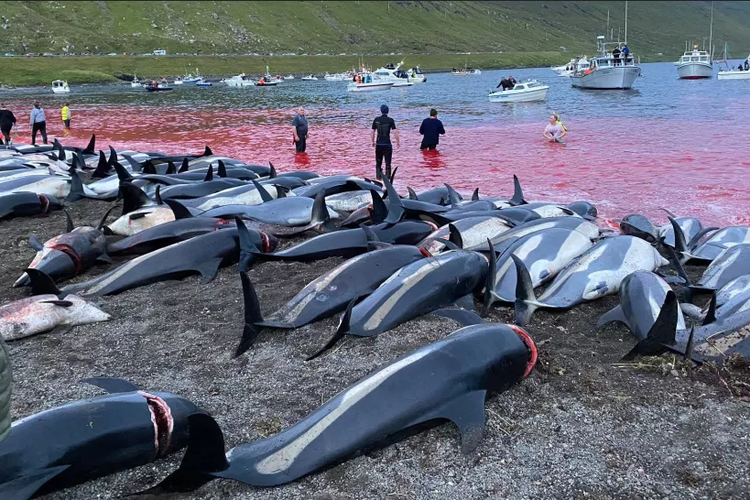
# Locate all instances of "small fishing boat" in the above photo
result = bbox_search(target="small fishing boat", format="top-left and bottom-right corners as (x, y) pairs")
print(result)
(676, 2), (714, 80)
(182, 73), (203, 84)
(51, 80), (70, 94)
(173, 77), (184, 85)
(571, 36), (640, 90)
(223, 74), (255, 87)
(324, 72), (348, 81)
(145, 81), (173, 92)
(716, 44), (750, 80)
(488, 80), (549, 103)
(284, 75), (295, 80)
(131, 75), (142, 88)
(301, 75), (318, 81)
(256, 79), (278, 87)
(346, 81), (394, 92)
(406, 66), (426, 83)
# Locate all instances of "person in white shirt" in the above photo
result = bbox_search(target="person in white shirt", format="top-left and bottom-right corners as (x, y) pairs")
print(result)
(543, 113), (567, 143)
(29, 102), (47, 146)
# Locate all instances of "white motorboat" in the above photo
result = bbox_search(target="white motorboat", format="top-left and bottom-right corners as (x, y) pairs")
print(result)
(284, 75), (295, 80)
(406, 66), (426, 83)
(263, 66), (284, 84)
(554, 57), (589, 77)
(324, 72), (348, 81)
(347, 81), (394, 92)
(488, 80), (549, 103)
(716, 44), (750, 80)
(182, 73), (203, 84)
(223, 74), (255, 87)
(51, 80), (70, 94)
(450, 67), (480, 76)
(675, 48), (712, 79)
(571, 35), (640, 90)
(173, 77), (184, 85)
(301, 75), (318, 81)
(372, 61), (413, 87)
(131, 74), (142, 88)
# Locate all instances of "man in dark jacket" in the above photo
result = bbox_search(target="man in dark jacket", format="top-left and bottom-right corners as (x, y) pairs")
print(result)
(419, 108), (445, 150)
(371, 104), (399, 180)
(0, 107), (16, 146)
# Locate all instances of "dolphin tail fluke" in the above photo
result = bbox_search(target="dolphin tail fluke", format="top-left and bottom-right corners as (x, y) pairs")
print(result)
(83, 134), (96, 155)
(510, 174), (526, 206)
(0, 465), (70, 500)
(179, 157), (190, 173)
(65, 168), (85, 203)
(306, 299), (355, 361)
(24, 268), (66, 298)
(480, 238), (496, 318)
(621, 291), (678, 361)
(163, 199), (194, 220)
(235, 272), (264, 357)
(511, 254), (543, 327)
(236, 217), (259, 272)
(138, 414), (227, 495)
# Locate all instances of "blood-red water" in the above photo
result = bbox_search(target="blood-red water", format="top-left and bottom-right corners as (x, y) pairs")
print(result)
(5, 63), (749, 227)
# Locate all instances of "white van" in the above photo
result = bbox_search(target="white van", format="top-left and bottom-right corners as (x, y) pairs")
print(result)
(153, 49), (166, 56)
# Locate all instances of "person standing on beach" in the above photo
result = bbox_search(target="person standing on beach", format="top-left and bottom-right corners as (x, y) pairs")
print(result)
(29, 102), (47, 146)
(419, 108), (445, 150)
(292, 106), (309, 153)
(61, 102), (71, 130)
(0, 106), (16, 146)
(372, 104), (399, 180)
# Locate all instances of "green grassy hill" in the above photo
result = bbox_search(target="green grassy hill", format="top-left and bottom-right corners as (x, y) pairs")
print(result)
(0, 1), (748, 57)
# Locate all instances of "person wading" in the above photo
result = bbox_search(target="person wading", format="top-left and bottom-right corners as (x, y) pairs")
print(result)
(0, 106), (16, 146)
(543, 113), (568, 143)
(372, 104), (399, 180)
(292, 106), (309, 153)
(30, 102), (48, 146)
(419, 108), (445, 150)
(61, 102), (71, 130)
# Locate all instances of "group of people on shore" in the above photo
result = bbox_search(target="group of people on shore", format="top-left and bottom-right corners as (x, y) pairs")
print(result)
(0, 102), (71, 146)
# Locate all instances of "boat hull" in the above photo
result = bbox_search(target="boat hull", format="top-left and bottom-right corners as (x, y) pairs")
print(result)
(51, 88), (70, 94)
(145, 87), (173, 92)
(717, 70), (750, 80)
(347, 82), (394, 92)
(489, 88), (548, 103)
(571, 66), (640, 89)
(677, 62), (712, 79)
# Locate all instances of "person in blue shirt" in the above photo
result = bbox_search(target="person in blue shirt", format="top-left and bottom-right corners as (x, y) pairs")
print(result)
(419, 108), (445, 150)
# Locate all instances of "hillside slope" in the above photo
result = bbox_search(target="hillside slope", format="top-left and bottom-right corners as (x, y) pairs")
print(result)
(0, 1), (748, 57)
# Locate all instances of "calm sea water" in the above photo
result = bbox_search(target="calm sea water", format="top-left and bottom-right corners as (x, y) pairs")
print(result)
(2, 62), (748, 226)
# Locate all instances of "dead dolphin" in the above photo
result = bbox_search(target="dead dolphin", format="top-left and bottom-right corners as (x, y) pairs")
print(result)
(596, 271), (687, 339)
(235, 242), (428, 354)
(14, 209), (116, 287)
(143, 322), (535, 491)
(514, 236), (669, 326)
(693, 244), (750, 292)
(619, 214), (659, 243)
(0, 377), (208, 500)
(418, 216), (514, 255)
(0, 192), (63, 220)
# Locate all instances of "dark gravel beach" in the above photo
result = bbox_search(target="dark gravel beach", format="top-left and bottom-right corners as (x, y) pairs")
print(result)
(3, 196), (750, 500)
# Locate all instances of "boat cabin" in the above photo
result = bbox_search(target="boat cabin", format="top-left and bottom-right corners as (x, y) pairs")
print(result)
(679, 49), (711, 64)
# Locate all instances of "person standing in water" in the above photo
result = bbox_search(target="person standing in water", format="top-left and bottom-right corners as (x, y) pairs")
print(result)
(29, 102), (48, 146)
(0, 106), (16, 146)
(61, 102), (71, 130)
(419, 108), (445, 150)
(543, 113), (568, 143)
(372, 104), (399, 180)
(292, 106), (309, 153)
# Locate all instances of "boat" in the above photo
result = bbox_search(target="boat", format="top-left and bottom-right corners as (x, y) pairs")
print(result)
(406, 66), (426, 83)
(173, 77), (184, 85)
(324, 72), (348, 81)
(196, 81), (212, 87)
(675, 2), (714, 79)
(182, 72), (204, 84)
(716, 43), (750, 80)
(284, 75), (295, 80)
(301, 75), (318, 81)
(262, 66), (284, 84)
(571, 33), (640, 90)
(223, 74), (255, 87)
(256, 78), (278, 87)
(51, 80), (70, 94)
(131, 74), (142, 88)
(488, 80), (549, 103)
(372, 61), (414, 87)
(552, 57), (590, 77)
(145, 84), (173, 92)
(346, 81), (394, 92)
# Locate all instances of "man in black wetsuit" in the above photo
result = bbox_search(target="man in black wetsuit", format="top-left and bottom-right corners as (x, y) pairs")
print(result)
(0, 106), (16, 146)
(371, 104), (400, 180)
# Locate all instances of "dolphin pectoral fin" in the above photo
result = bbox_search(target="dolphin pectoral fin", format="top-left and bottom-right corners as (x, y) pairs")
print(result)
(197, 258), (224, 284)
(595, 305), (628, 329)
(454, 293), (475, 311)
(432, 308), (485, 326)
(135, 414), (227, 495)
(39, 300), (73, 307)
(411, 390), (488, 454)
(95, 253), (115, 265)
(82, 377), (140, 393)
(621, 291), (678, 361)
(29, 235), (43, 251)
(0, 465), (70, 500)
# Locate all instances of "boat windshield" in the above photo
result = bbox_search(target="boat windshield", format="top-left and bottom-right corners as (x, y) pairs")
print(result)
(527, 82), (543, 88)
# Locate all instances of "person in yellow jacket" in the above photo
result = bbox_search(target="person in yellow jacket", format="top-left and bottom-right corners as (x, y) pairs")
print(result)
(61, 103), (71, 129)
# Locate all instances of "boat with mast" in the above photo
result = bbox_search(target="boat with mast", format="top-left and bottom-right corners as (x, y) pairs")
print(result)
(717, 43), (750, 80)
(674, 2), (713, 79)
(571, 1), (640, 90)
